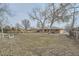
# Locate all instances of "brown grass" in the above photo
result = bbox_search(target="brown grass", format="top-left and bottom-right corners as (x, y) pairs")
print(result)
(0, 33), (79, 56)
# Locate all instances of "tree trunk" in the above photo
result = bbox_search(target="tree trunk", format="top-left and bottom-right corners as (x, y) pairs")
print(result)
(49, 23), (53, 33)
(41, 24), (44, 32)
(48, 3), (55, 34)
(69, 8), (75, 37)
(1, 26), (4, 39)
(71, 8), (75, 29)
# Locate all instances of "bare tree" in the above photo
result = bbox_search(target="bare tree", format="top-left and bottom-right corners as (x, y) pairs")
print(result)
(58, 4), (79, 29)
(0, 3), (11, 38)
(55, 4), (79, 38)
(37, 21), (41, 29)
(15, 23), (22, 30)
(47, 3), (55, 30)
(21, 19), (30, 30)
(70, 4), (79, 29)
(47, 3), (72, 29)
(3, 25), (11, 33)
(28, 6), (49, 32)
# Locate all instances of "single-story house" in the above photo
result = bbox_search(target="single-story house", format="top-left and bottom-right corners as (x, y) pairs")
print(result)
(36, 27), (64, 34)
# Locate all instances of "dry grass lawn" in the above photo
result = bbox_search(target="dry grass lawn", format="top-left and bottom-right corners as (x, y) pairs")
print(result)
(0, 33), (79, 56)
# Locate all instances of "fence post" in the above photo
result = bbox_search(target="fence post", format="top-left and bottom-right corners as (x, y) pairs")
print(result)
(75, 31), (78, 40)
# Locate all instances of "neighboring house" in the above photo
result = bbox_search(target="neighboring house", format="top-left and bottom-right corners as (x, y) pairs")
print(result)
(36, 29), (64, 34)
(4, 26), (65, 34)
(36, 27), (64, 34)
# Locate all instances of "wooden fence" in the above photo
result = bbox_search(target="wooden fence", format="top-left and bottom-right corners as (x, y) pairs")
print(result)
(69, 30), (79, 40)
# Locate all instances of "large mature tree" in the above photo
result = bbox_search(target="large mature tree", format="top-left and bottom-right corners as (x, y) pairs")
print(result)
(0, 4), (11, 26)
(48, 3), (79, 28)
(47, 3), (56, 29)
(28, 6), (49, 31)
(54, 4), (79, 37)
(70, 4), (79, 29)
(0, 3), (11, 38)
(58, 4), (79, 28)
(47, 3), (72, 29)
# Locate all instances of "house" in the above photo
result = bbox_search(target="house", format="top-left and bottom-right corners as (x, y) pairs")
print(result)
(36, 27), (64, 34)
(5, 26), (64, 34)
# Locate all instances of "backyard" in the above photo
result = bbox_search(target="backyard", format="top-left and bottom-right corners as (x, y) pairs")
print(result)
(0, 33), (79, 56)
